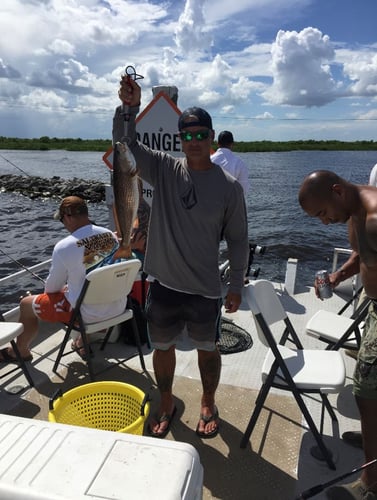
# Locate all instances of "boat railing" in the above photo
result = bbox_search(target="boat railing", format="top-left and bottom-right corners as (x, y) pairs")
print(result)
(0, 259), (51, 321)
(0, 259), (52, 286)
(331, 247), (352, 272)
(331, 247), (361, 308)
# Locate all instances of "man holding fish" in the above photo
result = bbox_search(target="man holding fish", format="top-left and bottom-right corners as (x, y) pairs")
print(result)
(113, 76), (249, 439)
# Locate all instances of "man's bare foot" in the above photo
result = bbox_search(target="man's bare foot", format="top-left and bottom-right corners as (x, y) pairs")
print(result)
(71, 337), (93, 361)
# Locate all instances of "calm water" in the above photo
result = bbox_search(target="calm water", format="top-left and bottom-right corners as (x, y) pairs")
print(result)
(1, 149), (376, 310)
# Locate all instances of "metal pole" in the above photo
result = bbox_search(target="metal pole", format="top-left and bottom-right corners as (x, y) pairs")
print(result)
(0, 154), (30, 177)
(296, 458), (377, 499)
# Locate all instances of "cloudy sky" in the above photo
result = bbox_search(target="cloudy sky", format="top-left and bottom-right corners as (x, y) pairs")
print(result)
(1, 0), (376, 141)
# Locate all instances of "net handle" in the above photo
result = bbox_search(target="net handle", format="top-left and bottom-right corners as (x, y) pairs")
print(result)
(49, 388), (63, 411)
(140, 393), (150, 416)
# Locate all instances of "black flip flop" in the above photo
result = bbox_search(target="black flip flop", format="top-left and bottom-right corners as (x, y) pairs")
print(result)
(71, 342), (93, 361)
(148, 406), (177, 439)
(0, 348), (33, 363)
(196, 406), (220, 439)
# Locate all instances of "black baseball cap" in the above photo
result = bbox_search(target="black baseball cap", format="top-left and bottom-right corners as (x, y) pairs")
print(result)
(218, 131), (234, 145)
(178, 107), (213, 131)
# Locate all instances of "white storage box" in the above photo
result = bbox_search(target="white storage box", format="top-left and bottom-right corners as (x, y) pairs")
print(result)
(0, 414), (203, 500)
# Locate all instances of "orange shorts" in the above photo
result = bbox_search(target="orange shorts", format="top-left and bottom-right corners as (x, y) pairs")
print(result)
(33, 292), (73, 323)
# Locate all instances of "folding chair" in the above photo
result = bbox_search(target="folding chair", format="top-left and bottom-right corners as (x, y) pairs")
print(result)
(240, 280), (346, 470)
(305, 287), (370, 350)
(52, 259), (145, 382)
(0, 319), (34, 388)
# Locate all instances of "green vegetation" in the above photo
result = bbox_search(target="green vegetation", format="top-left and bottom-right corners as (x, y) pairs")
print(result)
(0, 136), (111, 152)
(1, 136), (377, 152)
(234, 139), (377, 152)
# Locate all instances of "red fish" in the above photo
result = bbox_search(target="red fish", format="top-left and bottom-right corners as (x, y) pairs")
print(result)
(112, 141), (139, 259)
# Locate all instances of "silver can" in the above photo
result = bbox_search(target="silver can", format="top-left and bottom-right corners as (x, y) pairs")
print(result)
(315, 270), (333, 299)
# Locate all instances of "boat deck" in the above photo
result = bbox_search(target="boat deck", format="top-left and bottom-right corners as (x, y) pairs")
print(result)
(0, 281), (363, 500)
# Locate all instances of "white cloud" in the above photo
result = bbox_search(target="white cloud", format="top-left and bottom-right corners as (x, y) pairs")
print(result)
(0, 0), (377, 140)
(264, 27), (340, 107)
(343, 53), (377, 96)
(174, 0), (211, 54)
(357, 108), (377, 120)
(255, 111), (273, 119)
(0, 59), (21, 79)
(48, 39), (76, 57)
(19, 88), (66, 111)
(28, 59), (95, 94)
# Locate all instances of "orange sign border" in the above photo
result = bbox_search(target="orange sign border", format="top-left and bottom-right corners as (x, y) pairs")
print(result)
(102, 91), (182, 170)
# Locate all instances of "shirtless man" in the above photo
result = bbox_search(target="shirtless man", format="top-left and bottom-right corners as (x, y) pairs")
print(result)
(299, 170), (377, 500)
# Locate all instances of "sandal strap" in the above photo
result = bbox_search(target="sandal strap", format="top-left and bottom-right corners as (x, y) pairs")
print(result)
(199, 408), (219, 424)
(158, 413), (173, 423)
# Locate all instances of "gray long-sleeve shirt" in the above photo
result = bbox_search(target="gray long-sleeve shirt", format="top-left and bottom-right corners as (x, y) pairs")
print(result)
(113, 105), (249, 297)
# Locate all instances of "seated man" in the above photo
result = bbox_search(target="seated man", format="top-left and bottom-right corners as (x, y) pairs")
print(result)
(0, 196), (122, 362)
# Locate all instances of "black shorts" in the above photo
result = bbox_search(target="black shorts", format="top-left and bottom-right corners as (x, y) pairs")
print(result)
(145, 281), (222, 351)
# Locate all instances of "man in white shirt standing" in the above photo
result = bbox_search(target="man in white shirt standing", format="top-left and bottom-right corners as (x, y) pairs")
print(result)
(211, 130), (249, 199)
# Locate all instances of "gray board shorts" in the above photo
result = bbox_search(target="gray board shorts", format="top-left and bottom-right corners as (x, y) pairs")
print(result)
(145, 280), (222, 351)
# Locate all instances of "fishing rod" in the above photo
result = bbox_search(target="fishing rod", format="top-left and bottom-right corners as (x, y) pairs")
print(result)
(0, 153), (30, 177)
(0, 248), (46, 284)
(296, 458), (377, 499)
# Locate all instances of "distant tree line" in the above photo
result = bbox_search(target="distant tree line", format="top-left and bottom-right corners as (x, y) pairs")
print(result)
(0, 135), (376, 152)
(0, 136), (111, 152)
(234, 139), (377, 152)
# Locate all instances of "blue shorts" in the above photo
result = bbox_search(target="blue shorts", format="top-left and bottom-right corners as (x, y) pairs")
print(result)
(145, 281), (222, 351)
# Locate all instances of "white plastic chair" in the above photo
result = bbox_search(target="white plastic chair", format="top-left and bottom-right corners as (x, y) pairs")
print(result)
(240, 280), (346, 470)
(0, 320), (34, 388)
(305, 288), (370, 350)
(52, 259), (145, 381)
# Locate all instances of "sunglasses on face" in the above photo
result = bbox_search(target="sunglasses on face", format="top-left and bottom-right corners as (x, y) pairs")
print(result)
(179, 130), (210, 142)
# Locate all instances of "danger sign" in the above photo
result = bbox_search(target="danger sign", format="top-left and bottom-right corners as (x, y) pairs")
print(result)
(103, 90), (182, 206)
(103, 90), (182, 167)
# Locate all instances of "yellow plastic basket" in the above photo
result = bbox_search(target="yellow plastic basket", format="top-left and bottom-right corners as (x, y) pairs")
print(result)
(48, 381), (150, 435)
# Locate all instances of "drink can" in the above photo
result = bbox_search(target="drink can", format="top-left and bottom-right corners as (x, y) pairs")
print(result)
(315, 270), (333, 299)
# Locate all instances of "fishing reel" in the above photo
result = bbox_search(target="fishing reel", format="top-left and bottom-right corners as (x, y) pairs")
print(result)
(249, 243), (267, 256)
(219, 260), (260, 285)
(219, 260), (231, 283)
(246, 242), (267, 279)
(220, 242), (267, 284)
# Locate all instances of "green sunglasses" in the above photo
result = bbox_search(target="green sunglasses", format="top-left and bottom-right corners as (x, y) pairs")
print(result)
(179, 130), (210, 142)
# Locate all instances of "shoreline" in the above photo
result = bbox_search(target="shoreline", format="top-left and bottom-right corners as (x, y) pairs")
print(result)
(1, 138), (377, 153)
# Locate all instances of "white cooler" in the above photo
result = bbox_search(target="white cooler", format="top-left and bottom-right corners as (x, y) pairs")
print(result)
(0, 414), (203, 500)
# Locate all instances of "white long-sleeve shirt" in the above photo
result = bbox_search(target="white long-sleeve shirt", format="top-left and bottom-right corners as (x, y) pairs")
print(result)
(369, 163), (377, 186)
(45, 225), (124, 322)
(210, 147), (249, 199)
